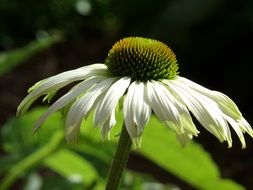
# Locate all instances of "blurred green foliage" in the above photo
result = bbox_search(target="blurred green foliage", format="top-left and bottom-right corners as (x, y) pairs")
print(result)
(0, 33), (63, 76)
(0, 108), (245, 190)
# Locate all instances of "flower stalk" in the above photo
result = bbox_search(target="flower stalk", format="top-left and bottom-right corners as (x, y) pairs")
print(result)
(105, 125), (132, 190)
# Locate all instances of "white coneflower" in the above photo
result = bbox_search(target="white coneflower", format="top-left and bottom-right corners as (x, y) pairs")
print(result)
(17, 37), (253, 148)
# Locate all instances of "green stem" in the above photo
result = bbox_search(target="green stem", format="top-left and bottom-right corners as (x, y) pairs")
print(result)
(105, 125), (132, 190)
(0, 131), (64, 190)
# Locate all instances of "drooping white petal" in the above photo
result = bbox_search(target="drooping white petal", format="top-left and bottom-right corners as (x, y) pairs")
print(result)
(164, 79), (232, 145)
(33, 76), (106, 132)
(176, 77), (253, 145)
(224, 115), (246, 148)
(101, 108), (117, 140)
(94, 77), (131, 127)
(133, 82), (151, 135)
(177, 77), (242, 120)
(42, 91), (57, 103)
(123, 95), (134, 139)
(238, 118), (253, 137)
(65, 78), (117, 143)
(146, 80), (199, 136)
(146, 81), (181, 132)
(161, 80), (199, 136)
(17, 64), (108, 116)
(176, 132), (193, 147)
(123, 82), (151, 139)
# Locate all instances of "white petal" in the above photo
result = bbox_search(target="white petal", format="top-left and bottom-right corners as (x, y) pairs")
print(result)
(133, 82), (151, 135)
(101, 108), (117, 140)
(225, 115), (246, 148)
(42, 91), (57, 103)
(65, 78), (117, 143)
(238, 118), (253, 137)
(33, 76), (105, 132)
(164, 79), (231, 145)
(177, 77), (242, 120)
(123, 82), (151, 139)
(17, 64), (108, 115)
(161, 80), (199, 136)
(94, 77), (131, 127)
(146, 80), (189, 135)
(176, 132), (193, 147)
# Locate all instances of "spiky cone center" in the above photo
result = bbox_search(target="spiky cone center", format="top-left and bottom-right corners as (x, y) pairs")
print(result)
(105, 37), (179, 81)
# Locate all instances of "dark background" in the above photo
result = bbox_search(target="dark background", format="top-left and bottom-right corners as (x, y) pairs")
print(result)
(0, 0), (253, 189)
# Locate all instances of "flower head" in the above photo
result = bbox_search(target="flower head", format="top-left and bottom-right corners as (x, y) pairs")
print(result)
(17, 37), (253, 148)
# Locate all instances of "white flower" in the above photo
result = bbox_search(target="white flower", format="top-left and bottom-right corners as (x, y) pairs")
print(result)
(17, 37), (253, 148)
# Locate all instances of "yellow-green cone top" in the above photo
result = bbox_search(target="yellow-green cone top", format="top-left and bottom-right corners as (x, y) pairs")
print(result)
(105, 37), (179, 81)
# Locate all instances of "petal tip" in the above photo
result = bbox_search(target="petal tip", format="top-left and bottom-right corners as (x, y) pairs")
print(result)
(132, 137), (142, 149)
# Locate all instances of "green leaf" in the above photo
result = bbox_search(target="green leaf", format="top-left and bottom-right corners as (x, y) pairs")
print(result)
(1, 108), (101, 190)
(2, 107), (64, 154)
(0, 155), (18, 175)
(38, 173), (85, 190)
(0, 33), (63, 76)
(140, 116), (245, 190)
(43, 149), (98, 186)
(0, 131), (64, 190)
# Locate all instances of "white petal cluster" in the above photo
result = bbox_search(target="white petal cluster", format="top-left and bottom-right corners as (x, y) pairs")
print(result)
(17, 64), (253, 148)
(162, 77), (253, 148)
